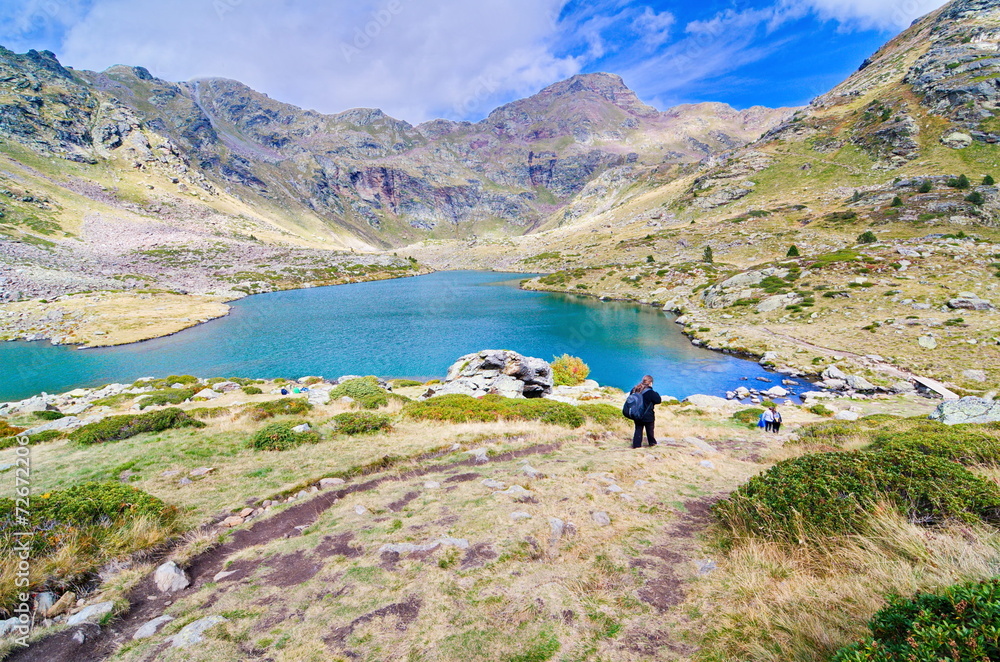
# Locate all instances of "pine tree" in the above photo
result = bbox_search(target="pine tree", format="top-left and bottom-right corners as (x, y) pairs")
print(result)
(983, 174), (995, 186)
(787, 245), (800, 257)
(891, 196), (903, 207)
(918, 180), (933, 193)
(702, 246), (714, 263)
(857, 231), (878, 244)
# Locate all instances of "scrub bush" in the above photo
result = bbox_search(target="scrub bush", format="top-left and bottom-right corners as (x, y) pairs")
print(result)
(242, 398), (313, 421)
(732, 408), (765, 428)
(577, 403), (622, 425)
(137, 388), (197, 409)
(551, 354), (591, 386)
(248, 422), (320, 451)
(713, 449), (1000, 543)
(830, 579), (1000, 661)
(404, 394), (584, 428)
(70, 408), (204, 445)
(329, 377), (389, 409)
(332, 412), (394, 435)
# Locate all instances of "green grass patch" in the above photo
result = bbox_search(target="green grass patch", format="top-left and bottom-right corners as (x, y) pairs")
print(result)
(329, 377), (389, 409)
(242, 398), (313, 421)
(248, 422), (320, 451)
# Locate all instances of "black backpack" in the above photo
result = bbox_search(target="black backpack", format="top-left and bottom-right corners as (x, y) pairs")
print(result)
(622, 392), (647, 421)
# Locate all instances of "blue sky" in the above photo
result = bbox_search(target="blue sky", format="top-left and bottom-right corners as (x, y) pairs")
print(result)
(0, 0), (947, 123)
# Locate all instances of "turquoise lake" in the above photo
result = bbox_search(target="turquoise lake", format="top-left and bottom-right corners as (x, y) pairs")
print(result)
(0, 271), (810, 402)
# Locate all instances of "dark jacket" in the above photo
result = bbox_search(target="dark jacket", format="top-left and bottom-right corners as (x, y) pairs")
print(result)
(637, 388), (662, 422)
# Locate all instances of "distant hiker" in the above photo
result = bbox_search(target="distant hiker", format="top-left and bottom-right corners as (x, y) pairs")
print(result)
(623, 375), (661, 448)
(759, 408), (773, 431)
(768, 406), (782, 433)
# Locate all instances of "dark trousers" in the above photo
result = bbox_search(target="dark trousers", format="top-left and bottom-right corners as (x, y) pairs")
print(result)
(766, 421), (781, 433)
(632, 419), (656, 448)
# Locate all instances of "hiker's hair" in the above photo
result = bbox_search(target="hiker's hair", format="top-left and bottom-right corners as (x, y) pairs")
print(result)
(631, 375), (654, 394)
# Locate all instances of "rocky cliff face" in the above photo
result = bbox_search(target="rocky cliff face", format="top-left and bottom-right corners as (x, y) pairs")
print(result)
(0, 49), (792, 247)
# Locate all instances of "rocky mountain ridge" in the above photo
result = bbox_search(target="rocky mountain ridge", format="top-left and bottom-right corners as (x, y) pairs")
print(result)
(0, 50), (793, 247)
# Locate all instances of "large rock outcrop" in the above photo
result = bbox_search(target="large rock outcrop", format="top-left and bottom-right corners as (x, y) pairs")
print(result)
(424, 350), (554, 399)
(929, 397), (1000, 425)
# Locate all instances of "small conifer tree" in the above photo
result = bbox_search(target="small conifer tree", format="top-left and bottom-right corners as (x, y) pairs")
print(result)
(890, 196), (903, 207)
(918, 180), (933, 193)
(702, 245), (714, 263)
(787, 245), (800, 257)
(983, 174), (995, 186)
(857, 230), (878, 244)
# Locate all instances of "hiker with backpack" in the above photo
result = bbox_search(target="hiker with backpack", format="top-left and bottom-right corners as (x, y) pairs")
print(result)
(623, 375), (662, 448)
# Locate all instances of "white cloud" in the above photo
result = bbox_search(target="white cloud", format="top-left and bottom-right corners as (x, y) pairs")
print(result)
(38, 0), (579, 123)
(785, 0), (948, 30)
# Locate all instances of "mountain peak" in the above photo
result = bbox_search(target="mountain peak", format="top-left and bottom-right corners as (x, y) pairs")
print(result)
(538, 72), (658, 116)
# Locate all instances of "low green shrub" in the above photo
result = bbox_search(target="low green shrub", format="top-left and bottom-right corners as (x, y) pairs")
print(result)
(248, 422), (320, 451)
(0, 482), (175, 558)
(134, 374), (200, 389)
(551, 354), (591, 386)
(808, 403), (834, 417)
(404, 394), (585, 428)
(332, 412), (394, 435)
(577, 403), (622, 425)
(0, 482), (179, 611)
(69, 408), (205, 445)
(187, 406), (233, 419)
(831, 578), (1000, 661)
(242, 398), (313, 421)
(242, 386), (263, 395)
(390, 379), (424, 388)
(137, 388), (197, 409)
(732, 408), (764, 428)
(0, 430), (62, 450)
(713, 448), (1000, 543)
(32, 410), (65, 421)
(868, 420), (1000, 466)
(329, 377), (389, 409)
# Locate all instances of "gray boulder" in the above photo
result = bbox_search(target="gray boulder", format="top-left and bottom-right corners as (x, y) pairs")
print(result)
(154, 561), (190, 593)
(821, 365), (848, 381)
(169, 615), (228, 648)
(845, 375), (878, 392)
(133, 615), (175, 640)
(66, 601), (115, 626)
(929, 397), (1000, 425)
(425, 350), (553, 399)
(948, 293), (994, 311)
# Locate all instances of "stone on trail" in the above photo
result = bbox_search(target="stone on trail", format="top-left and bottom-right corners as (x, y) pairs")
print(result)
(45, 591), (75, 618)
(549, 517), (565, 542)
(700, 460), (715, 470)
(189, 467), (215, 477)
(221, 516), (244, 528)
(467, 448), (489, 463)
(591, 511), (611, 527)
(354, 504), (369, 515)
(482, 478), (506, 490)
(320, 477), (345, 488)
(835, 411), (860, 421)
(930, 397), (1000, 425)
(133, 615), (175, 640)
(66, 601), (115, 626)
(154, 561), (190, 593)
(521, 464), (542, 479)
(918, 335), (938, 350)
(495, 485), (534, 502)
(682, 436), (719, 454)
(510, 511), (532, 520)
(169, 615), (228, 648)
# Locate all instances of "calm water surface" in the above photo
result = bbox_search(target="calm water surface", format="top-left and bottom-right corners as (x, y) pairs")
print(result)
(0, 271), (809, 402)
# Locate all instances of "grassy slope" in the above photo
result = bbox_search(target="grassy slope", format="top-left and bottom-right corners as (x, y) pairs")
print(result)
(9, 385), (997, 662)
